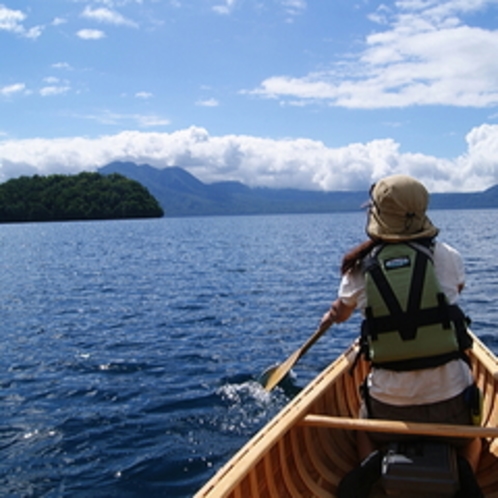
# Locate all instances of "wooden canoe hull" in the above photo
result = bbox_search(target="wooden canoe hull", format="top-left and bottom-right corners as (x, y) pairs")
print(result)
(195, 332), (498, 497)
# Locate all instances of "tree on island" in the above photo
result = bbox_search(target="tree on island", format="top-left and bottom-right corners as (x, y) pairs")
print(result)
(0, 172), (164, 223)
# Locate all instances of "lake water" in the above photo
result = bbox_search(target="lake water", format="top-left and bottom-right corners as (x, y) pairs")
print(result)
(1, 210), (497, 497)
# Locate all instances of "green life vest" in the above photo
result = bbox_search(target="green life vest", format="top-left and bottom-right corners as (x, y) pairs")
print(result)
(361, 241), (468, 371)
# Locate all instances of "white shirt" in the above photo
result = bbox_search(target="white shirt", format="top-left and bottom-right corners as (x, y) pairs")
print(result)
(339, 241), (473, 406)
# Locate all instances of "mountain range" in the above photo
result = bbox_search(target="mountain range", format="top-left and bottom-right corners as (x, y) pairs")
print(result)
(99, 162), (498, 217)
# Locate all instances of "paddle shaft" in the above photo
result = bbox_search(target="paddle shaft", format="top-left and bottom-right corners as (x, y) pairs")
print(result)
(295, 323), (331, 360)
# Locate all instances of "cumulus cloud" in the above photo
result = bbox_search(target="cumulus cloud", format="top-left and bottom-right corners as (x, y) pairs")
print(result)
(212, 0), (237, 15)
(2, 81), (70, 99)
(40, 85), (71, 97)
(0, 4), (43, 39)
(281, 0), (307, 18)
(39, 77), (71, 96)
(249, 0), (498, 108)
(135, 91), (153, 99)
(52, 17), (67, 26)
(0, 83), (26, 97)
(77, 28), (106, 40)
(0, 4), (25, 31)
(81, 6), (138, 28)
(196, 98), (219, 107)
(52, 62), (73, 70)
(1, 125), (497, 192)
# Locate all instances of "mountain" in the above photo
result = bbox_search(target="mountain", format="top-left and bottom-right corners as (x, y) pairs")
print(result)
(430, 184), (498, 210)
(99, 162), (498, 217)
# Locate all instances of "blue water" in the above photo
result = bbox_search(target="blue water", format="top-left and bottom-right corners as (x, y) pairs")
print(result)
(1, 211), (497, 497)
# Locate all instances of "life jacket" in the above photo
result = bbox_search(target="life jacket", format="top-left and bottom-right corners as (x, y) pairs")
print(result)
(360, 241), (471, 371)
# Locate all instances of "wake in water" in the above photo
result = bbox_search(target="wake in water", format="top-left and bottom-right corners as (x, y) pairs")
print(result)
(215, 373), (298, 436)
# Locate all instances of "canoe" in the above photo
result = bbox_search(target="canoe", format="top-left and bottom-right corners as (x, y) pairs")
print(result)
(194, 331), (498, 497)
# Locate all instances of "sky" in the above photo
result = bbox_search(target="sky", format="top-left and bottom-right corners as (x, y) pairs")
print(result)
(2, 0), (498, 193)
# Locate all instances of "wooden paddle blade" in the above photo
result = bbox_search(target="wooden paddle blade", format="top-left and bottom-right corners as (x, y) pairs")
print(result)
(257, 365), (279, 388)
(259, 324), (332, 391)
(260, 351), (300, 391)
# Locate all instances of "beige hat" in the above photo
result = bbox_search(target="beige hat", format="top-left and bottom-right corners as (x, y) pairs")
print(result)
(366, 174), (439, 242)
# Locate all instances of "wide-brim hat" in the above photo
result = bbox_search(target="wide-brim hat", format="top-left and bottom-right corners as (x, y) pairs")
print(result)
(366, 174), (439, 242)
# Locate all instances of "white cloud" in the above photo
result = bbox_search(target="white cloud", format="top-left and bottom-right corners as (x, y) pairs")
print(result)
(196, 98), (219, 107)
(52, 62), (73, 70)
(213, 0), (237, 15)
(24, 25), (44, 39)
(0, 83), (26, 97)
(40, 86), (71, 97)
(52, 17), (67, 26)
(212, 0), (306, 17)
(136, 115), (170, 127)
(459, 123), (498, 189)
(135, 91), (153, 99)
(281, 0), (307, 18)
(0, 4), (43, 39)
(74, 109), (170, 128)
(249, 0), (498, 108)
(77, 29), (106, 40)
(81, 7), (138, 28)
(1, 125), (497, 191)
(0, 4), (25, 31)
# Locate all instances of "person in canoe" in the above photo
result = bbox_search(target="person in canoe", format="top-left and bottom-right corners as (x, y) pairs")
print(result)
(320, 174), (483, 498)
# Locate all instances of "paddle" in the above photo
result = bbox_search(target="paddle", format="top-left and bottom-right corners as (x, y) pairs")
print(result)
(259, 321), (332, 391)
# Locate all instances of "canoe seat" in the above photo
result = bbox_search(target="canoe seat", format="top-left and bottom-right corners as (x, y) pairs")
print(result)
(299, 415), (498, 440)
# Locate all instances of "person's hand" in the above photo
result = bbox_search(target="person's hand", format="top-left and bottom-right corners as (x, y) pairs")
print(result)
(320, 309), (335, 330)
(321, 299), (355, 328)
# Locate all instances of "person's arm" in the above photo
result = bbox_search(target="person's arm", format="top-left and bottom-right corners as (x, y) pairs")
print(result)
(434, 241), (466, 303)
(320, 298), (355, 329)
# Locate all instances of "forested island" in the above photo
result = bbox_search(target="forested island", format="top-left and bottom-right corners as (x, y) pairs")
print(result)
(0, 172), (164, 223)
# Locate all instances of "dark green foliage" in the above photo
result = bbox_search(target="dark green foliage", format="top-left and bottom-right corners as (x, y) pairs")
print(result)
(0, 172), (164, 223)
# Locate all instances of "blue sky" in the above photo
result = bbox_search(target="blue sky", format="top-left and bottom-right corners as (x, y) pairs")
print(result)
(2, 0), (498, 192)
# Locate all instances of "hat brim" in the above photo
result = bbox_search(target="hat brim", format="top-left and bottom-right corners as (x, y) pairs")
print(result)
(366, 213), (439, 242)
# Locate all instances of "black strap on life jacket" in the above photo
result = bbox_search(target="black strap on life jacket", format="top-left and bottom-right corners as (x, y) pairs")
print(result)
(359, 241), (473, 372)
(351, 305), (472, 374)
(364, 242), (451, 342)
